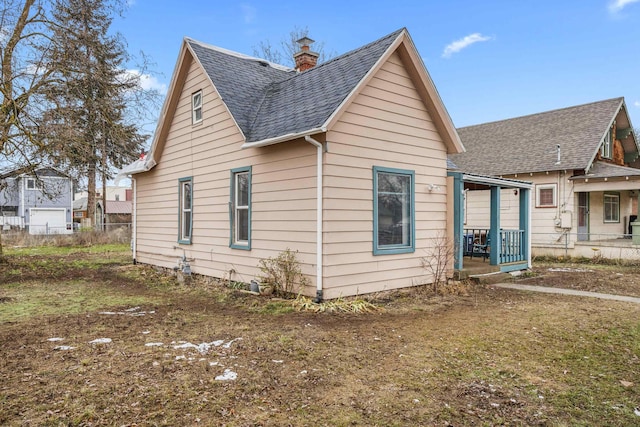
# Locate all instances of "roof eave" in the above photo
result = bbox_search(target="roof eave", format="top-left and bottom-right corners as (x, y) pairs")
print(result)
(240, 127), (326, 149)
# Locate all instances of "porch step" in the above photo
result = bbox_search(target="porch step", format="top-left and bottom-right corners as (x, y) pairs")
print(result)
(468, 271), (514, 285)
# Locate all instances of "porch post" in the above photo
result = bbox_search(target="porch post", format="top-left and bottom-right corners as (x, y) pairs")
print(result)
(489, 186), (501, 265)
(519, 188), (530, 267)
(450, 172), (465, 270)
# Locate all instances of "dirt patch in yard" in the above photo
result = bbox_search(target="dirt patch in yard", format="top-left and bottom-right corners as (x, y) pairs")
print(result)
(519, 263), (640, 297)
(1, 253), (640, 426)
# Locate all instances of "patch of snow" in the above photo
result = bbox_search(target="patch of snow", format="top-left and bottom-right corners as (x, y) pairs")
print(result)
(99, 311), (118, 315)
(222, 337), (242, 349)
(172, 338), (238, 354)
(215, 369), (237, 381)
(635, 408), (640, 416)
(142, 331), (151, 335)
(99, 309), (154, 317)
(54, 345), (75, 351)
(89, 338), (112, 344)
(548, 268), (592, 273)
(47, 337), (64, 342)
(124, 306), (141, 312)
(209, 361), (219, 366)
(145, 342), (164, 347)
(272, 360), (284, 363)
(175, 355), (186, 360)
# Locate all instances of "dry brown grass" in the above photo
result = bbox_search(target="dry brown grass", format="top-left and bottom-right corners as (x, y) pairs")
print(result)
(1, 248), (639, 426)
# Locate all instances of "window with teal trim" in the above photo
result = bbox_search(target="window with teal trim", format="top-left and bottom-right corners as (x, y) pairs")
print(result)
(373, 166), (415, 255)
(230, 167), (251, 249)
(178, 177), (193, 244)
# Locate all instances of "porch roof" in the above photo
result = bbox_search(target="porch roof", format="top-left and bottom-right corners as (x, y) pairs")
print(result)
(569, 161), (640, 180)
(451, 171), (533, 189)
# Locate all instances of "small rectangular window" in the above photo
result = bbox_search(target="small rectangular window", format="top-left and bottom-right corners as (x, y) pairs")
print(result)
(230, 167), (251, 249)
(603, 193), (619, 223)
(373, 166), (415, 255)
(600, 127), (613, 159)
(536, 184), (556, 208)
(26, 178), (36, 190)
(192, 90), (202, 124)
(178, 177), (193, 244)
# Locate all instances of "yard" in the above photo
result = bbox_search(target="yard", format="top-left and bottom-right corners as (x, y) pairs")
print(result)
(1, 243), (639, 426)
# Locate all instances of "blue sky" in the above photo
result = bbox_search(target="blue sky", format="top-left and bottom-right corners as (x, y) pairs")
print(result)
(112, 0), (640, 131)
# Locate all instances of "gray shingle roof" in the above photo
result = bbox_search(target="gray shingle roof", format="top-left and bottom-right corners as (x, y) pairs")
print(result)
(449, 97), (624, 176)
(570, 161), (640, 180)
(187, 29), (404, 142)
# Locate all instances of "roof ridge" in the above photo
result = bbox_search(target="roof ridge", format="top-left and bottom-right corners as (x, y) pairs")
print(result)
(269, 28), (405, 86)
(458, 97), (624, 130)
(185, 37), (295, 72)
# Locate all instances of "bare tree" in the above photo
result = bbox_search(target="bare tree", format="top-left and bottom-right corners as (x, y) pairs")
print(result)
(0, 0), (56, 260)
(252, 26), (334, 67)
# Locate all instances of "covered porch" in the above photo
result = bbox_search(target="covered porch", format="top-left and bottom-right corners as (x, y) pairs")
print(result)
(448, 171), (533, 276)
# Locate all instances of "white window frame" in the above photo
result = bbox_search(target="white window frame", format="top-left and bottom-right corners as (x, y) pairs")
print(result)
(603, 192), (620, 223)
(536, 184), (557, 208)
(192, 90), (202, 124)
(26, 178), (36, 190)
(600, 127), (612, 159)
(178, 177), (192, 244)
(230, 167), (251, 250)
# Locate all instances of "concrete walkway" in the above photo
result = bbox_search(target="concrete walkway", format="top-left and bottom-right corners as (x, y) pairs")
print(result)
(492, 283), (640, 304)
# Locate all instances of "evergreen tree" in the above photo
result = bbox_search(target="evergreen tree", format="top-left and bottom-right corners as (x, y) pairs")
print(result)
(44, 0), (148, 227)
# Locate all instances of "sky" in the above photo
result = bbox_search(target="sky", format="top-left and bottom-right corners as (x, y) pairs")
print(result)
(111, 0), (640, 136)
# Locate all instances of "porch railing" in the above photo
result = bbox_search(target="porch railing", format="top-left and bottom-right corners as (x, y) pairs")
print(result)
(463, 228), (526, 264)
(500, 229), (525, 264)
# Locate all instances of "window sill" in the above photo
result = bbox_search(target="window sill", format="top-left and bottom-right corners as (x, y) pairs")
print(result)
(373, 246), (415, 256)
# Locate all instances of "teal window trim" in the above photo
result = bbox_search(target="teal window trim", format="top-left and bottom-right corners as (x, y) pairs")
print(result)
(178, 177), (193, 244)
(230, 166), (252, 250)
(373, 166), (415, 255)
(603, 192), (620, 223)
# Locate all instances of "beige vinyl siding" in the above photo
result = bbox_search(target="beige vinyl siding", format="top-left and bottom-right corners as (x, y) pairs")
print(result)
(135, 55), (317, 286)
(322, 51), (449, 298)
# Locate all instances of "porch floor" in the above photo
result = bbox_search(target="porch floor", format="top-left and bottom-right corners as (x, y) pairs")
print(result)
(456, 257), (500, 279)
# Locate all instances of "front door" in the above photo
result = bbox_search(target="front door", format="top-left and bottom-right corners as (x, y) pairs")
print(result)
(577, 192), (589, 241)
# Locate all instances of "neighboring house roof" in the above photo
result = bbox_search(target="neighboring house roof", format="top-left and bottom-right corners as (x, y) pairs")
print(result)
(130, 28), (463, 176)
(450, 97), (635, 176)
(73, 197), (132, 215)
(570, 161), (640, 180)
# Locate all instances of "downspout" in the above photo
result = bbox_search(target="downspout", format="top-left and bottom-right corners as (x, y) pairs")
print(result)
(304, 135), (323, 302)
(132, 177), (137, 264)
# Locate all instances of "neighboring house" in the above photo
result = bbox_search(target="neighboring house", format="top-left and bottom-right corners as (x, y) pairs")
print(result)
(0, 168), (73, 234)
(75, 186), (132, 203)
(450, 97), (640, 258)
(121, 28), (474, 299)
(73, 198), (132, 229)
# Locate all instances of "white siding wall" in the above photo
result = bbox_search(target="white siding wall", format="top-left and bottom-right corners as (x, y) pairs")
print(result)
(322, 51), (449, 298)
(464, 171), (635, 255)
(135, 55), (317, 288)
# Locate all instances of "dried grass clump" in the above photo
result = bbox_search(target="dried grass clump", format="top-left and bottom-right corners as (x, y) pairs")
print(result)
(292, 295), (384, 314)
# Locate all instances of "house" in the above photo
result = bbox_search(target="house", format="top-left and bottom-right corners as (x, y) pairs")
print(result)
(73, 186), (133, 229)
(73, 198), (132, 229)
(121, 28), (486, 299)
(449, 97), (640, 259)
(0, 168), (73, 234)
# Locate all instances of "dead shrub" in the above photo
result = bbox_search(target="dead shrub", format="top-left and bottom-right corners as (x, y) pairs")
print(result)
(257, 248), (309, 298)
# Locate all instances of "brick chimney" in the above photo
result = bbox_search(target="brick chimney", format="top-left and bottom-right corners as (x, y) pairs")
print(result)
(293, 36), (319, 72)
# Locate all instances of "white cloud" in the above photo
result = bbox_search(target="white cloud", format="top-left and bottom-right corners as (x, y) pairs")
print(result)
(123, 69), (168, 95)
(634, 101), (640, 107)
(609, 0), (640, 13)
(241, 4), (257, 24)
(442, 33), (492, 58)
